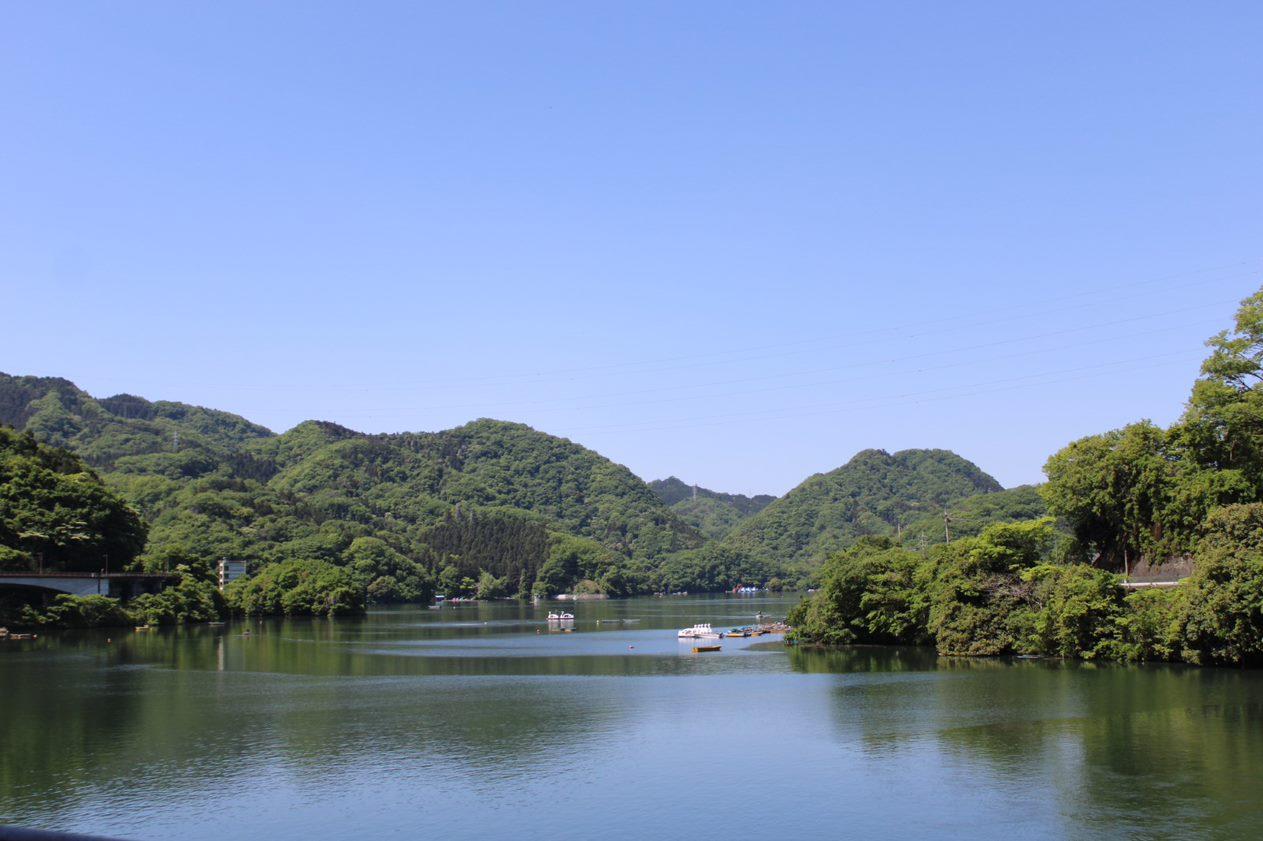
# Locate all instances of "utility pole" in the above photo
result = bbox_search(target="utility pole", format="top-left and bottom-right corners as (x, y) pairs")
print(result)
(943, 509), (952, 544)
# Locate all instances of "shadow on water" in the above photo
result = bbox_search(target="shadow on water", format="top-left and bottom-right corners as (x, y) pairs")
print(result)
(789, 643), (1263, 838)
(6, 596), (1263, 840)
(0, 595), (804, 827)
(0, 629), (628, 825)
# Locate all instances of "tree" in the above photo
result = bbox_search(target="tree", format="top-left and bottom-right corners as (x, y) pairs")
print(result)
(1040, 422), (1240, 568)
(225, 558), (365, 616)
(1181, 503), (1263, 665)
(1182, 289), (1263, 492)
(0, 427), (146, 571)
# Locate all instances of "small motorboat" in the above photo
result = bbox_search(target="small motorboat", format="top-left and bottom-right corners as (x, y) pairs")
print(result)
(547, 612), (575, 621)
(677, 623), (721, 639)
(692, 645), (722, 653)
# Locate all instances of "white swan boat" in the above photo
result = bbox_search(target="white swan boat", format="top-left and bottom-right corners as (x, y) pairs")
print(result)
(677, 623), (721, 639)
(547, 612), (575, 621)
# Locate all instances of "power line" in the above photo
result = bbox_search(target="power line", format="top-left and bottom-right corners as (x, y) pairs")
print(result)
(555, 349), (1204, 436)
(319, 299), (1233, 418)
(108, 258), (1259, 395)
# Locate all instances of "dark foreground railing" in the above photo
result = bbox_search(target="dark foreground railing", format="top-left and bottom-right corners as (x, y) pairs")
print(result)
(0, 828), (129, 841)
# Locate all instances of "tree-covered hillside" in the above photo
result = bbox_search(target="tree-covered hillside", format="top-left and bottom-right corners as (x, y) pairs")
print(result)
(0, 373), (1023, 605)
(0, 374), (273, 474)
(714, 448), (1003, 570)
(898, 485), (1048, 550)
(648, 476), (775, 539)
(790, 286), (1263, 667)
(0, 426), (146, 572)
(0, 375), (700, 601)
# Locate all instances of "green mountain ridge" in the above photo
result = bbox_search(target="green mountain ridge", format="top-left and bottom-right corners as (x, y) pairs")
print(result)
(714, 447), (1005, 570)
(648, 477), (776, 540)
(1, 371), (1027, 598)
(898, 484), (1048, 549)
(0, 373), (702, 598)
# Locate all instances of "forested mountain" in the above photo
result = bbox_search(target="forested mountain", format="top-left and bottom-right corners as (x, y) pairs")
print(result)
(649, 477), (775, 514)
(0, 374), (273, 472)
(648, 477), (775, 539)
(0, 425), (147, 572)
(791, 287), (1263, 666)
(0, 372), (1022, 604)
(712, 448), (1003, 569)
(0, 374), (699, 600)
(898, 485), (1048, 549)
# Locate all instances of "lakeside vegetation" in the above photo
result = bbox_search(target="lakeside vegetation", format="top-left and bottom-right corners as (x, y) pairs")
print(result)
(0, 382), (710, 620)
(8, 286), (1263, 665)
(791, 288), (1263, 665)
(2, 374), (1034, 616)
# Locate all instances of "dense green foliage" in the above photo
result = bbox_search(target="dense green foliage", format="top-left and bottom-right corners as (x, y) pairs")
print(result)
(224, 558), (364, 616)
(3, 373), (1031, 604)
(341, 536), (436, 604)
(1040, 289), (1263, 568)
(1042, 421), (1248, 567)
(712, 448), (1003, 576)
(0, 426), (146, 571)
(1, 373), (707, 607)
(899, 485), (1049, 549)
(3, 566), (223, 629)
(0, 375), (272, 473)
(17, 286), (1263, 637)
(664, 496), (763, 541)
(17, 594), (135, 628)
(793, 287), (1263, 667)
(649, 477), (775, 539)
(792, 518), (1158, 660)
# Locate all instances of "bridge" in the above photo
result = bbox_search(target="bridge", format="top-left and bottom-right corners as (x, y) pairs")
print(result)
(0, 572), (176, 599)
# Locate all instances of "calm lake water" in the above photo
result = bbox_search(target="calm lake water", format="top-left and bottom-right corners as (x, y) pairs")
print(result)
(3, 594), (1263, 840)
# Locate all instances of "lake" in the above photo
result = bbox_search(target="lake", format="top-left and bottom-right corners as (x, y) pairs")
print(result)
(3, 594), (1262, 840)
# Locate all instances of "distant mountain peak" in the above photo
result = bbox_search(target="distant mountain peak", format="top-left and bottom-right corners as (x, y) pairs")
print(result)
(716, 447), (1003, 566)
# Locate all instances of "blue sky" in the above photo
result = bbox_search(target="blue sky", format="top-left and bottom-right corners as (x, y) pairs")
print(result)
(2, 2), (1260, 495)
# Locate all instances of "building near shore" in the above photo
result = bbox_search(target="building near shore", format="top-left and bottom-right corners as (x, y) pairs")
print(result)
(217, 559), (247, 591)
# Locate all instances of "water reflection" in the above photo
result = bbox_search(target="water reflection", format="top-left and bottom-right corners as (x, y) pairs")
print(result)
(4, 597), (1263, 840)
(793, 645), (1263, 839)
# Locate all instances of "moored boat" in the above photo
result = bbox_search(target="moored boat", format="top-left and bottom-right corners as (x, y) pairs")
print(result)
(677, 623), (721, 639)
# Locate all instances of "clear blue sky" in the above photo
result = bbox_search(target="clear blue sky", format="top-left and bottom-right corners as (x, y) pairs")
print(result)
(2, 2), (1261, 495)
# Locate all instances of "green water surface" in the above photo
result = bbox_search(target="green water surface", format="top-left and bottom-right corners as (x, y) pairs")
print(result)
(2, 594), (1261, 840)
